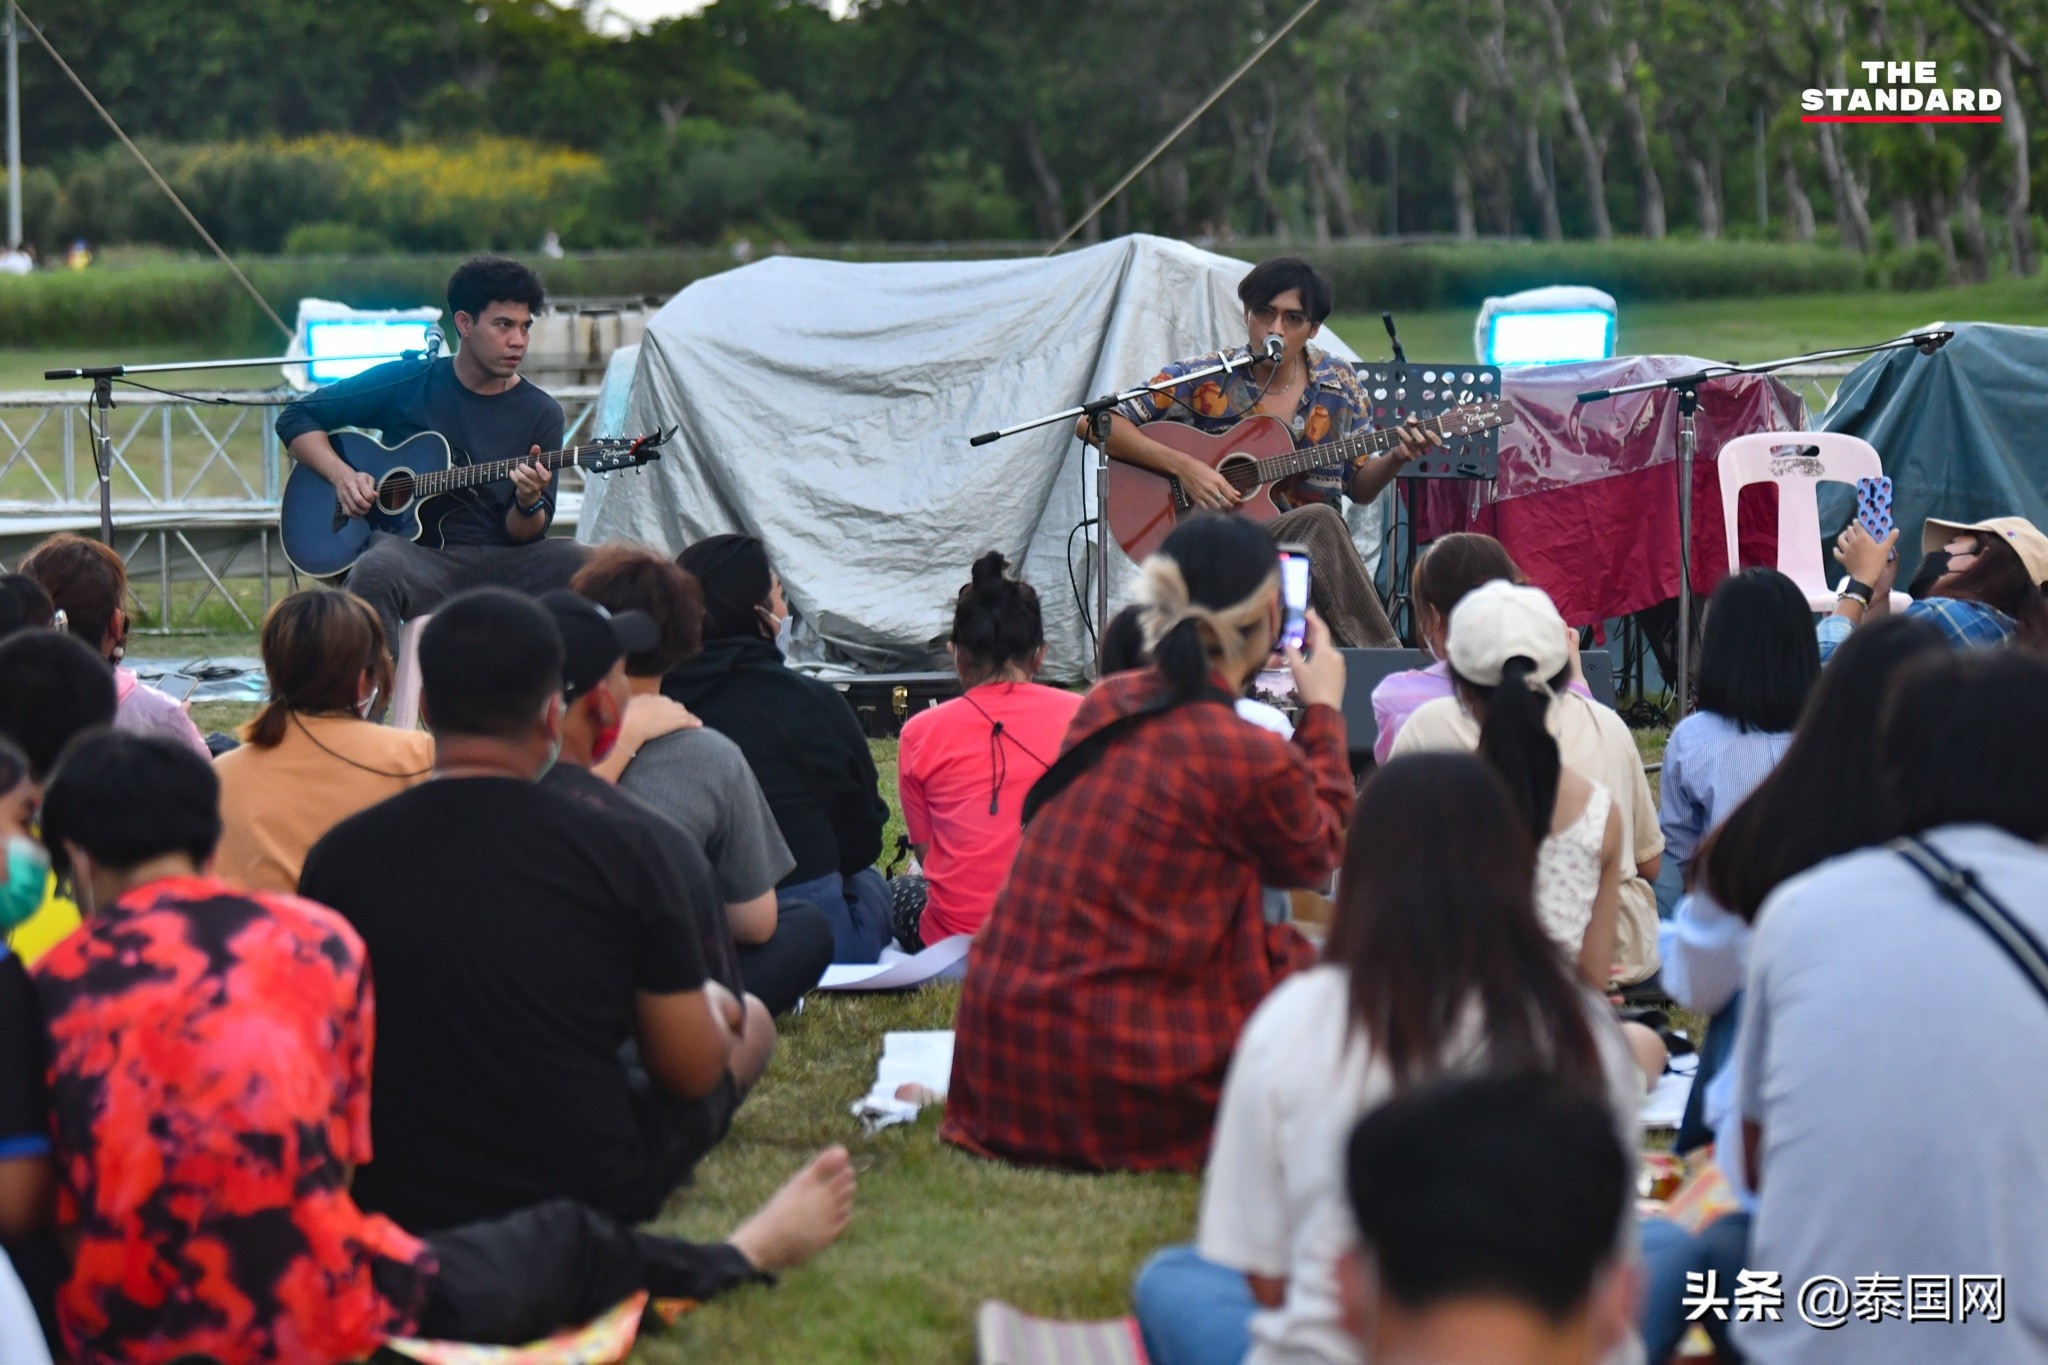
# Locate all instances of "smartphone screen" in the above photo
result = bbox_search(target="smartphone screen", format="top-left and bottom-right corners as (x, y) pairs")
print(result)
(1278, 545), (1311, 652)
(154, 672), (200, 705)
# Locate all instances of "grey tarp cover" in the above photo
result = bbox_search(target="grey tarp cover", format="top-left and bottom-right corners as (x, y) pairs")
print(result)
(578, 234), (1361, 679)
(1818, 322), (2048, 583)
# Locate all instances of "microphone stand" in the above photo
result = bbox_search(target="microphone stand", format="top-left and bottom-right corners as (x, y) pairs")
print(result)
(43, 343), (441, 546)
(970, 349), (1266, 670)
(1576, 327), (1952, 718)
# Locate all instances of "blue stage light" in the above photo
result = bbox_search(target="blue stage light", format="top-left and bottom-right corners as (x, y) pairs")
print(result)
(288, 300), (444, 390)
(1474, 287), (1619, 366)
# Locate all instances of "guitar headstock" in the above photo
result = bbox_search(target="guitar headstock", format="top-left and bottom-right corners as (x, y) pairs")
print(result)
(1439, 395), (1511, 436)
(581, 428), (676, 475)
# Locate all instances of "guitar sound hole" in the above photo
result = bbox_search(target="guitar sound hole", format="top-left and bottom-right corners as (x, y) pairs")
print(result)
(377, 473), (415, 512)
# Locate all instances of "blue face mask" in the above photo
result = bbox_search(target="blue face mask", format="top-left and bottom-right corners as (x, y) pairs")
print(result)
(0, 835), (49, 932)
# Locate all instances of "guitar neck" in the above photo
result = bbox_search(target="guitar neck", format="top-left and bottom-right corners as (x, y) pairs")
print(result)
(1253, 411), (1460, 485)
(413, 443), (607, 497)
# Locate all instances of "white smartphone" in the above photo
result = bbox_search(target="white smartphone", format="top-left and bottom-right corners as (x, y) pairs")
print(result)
(1278, 543), (1311, 652)
(154, 672), (200, 705)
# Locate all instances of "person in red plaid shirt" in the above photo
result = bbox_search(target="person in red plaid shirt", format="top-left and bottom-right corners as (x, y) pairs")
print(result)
(943, 515), (1353, 1172)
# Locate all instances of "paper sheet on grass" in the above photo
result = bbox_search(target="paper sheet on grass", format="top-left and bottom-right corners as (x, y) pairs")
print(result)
(1642, 1051), (1698, 1129)
(384, 1291), (646, 1365)
(851, 1030), (955, 1132)
(817, 934), (971, 991)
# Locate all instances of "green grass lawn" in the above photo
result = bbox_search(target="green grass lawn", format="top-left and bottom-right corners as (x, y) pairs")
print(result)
(1329, 272), (2048, 366)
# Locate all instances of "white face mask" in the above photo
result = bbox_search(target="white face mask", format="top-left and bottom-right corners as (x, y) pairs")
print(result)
(355, 685), (381, 720)
(773, 612), (793, 659)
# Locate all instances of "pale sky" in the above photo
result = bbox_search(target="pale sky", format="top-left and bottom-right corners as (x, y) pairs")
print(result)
(583, 0), (854, 32)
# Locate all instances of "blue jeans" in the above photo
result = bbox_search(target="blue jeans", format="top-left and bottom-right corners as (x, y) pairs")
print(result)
(1131, 1246), (1254, 1365)
(780, 867), (891, 964)
(1640, 1212), (1752, 1363)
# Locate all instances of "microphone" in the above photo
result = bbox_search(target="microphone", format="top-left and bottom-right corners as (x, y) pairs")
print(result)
(1259, 334), (1285, 363)
(1382, 311), (1407, 363)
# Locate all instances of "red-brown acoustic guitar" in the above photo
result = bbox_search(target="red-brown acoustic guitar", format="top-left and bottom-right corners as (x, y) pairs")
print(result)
(1104, 396), (1511, 561)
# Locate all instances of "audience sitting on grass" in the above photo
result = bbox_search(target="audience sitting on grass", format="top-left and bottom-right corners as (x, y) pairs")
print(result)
(14, 532), (207, 757)
(0, 574), (53, 639)
(1823, 514), (2048, 662)
(944, 515), (1349, 1173)
(210, 588), (435, 893)
(1424, 581), (1626, 989)
(1131, 753), (1644, 1365)
(1637, 615), (1946, 1362)
(1391, 581), (1664, 989)
(19, 728), (854, 1365)
(669, 534), (893, 964)
(535, 589), (777, 1154)
(895, 552), (1081, 948)
(1338, 1074), (1637, 1365)
(1370, 533), (1595, 765)
(0, 735), (56, 1362)
(0, 629), (114, 966)
(1730, 647), (2048, 1365)
(299, 589), (746, 1232)
(573, 545), (834, 1015)
(1656, 568), (1816, 886)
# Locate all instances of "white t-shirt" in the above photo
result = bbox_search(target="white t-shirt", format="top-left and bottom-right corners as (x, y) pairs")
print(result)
(1390, 689), (1664, 982)
(1197, 964), (1645, 1365)
(1734, 824), (2048, 1365)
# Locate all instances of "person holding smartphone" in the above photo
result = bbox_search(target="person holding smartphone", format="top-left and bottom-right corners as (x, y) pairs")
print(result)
(946, 515), (1353, 1174)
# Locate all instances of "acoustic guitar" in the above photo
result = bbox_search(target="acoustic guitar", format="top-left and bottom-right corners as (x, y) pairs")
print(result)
(1104, 397), (1510, 561)
(279, 428), (671, 578)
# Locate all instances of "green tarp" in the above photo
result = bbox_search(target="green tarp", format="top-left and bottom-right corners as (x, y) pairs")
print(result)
(1819, 322), (2048, 583)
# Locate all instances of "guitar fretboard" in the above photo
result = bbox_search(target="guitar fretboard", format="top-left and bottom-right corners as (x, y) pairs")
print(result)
(412, 442), (619, 497)
(1248, 409), (1471, 485)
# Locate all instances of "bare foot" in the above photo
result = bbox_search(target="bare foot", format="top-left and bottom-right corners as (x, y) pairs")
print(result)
(727, 1146), (855, 1273)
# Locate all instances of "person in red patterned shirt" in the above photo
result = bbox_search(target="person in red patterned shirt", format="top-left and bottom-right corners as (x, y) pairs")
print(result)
(25, 730), (855, 1364)
(943, 515), (1353, 1172)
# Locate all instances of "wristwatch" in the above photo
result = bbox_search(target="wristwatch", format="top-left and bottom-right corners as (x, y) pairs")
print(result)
(1838, 578), (1874, 608)
(515, 497), (547, 518)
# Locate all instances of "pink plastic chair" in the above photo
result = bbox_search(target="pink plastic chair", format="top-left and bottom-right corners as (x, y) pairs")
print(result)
(1716, 431), (1911, 612)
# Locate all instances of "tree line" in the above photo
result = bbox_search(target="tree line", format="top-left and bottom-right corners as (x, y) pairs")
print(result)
(14, 0), (2044, 279)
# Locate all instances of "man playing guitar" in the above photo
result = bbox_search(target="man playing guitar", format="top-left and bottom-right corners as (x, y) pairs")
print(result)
(276, 255), (586, 639)
(1082, 255), (1440, 647)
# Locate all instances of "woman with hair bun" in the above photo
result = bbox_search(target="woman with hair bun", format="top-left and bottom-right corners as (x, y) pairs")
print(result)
(945, 514), (1353, 1173)
(895, 552), (1081, 947)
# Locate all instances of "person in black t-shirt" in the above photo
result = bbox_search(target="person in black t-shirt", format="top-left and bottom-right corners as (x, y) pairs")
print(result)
(275, 256), (587, 640)
(535, 590), (778, 1179)
(300, 589), (741, 1232)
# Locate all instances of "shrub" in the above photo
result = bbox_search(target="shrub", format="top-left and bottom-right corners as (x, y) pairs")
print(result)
(281, 223), (395, 256)
(1886, 242), (1950, 291)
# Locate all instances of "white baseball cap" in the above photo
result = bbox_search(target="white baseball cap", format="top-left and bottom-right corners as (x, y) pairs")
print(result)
(1446, 580), (1571, 686)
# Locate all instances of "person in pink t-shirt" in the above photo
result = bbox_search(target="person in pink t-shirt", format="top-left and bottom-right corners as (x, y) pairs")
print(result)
(898, 553), (1081, 946)
(1371, 533), (1591, 765)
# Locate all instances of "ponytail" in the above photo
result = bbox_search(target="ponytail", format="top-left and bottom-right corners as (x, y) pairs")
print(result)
(1472, 658), (1561, 843)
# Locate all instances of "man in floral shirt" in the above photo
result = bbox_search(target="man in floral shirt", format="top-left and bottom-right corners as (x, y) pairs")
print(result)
(1090, 256), (1438, 647)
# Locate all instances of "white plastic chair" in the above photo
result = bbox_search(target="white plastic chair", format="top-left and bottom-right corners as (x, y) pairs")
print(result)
(1716, 431), (1911, 612)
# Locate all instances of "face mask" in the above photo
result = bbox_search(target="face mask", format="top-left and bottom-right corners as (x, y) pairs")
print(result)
(1905, 549), (1952, 600)
(0, 835), (50, 931)
(774, 613), (792, 659)
(355, 685), (381, 721)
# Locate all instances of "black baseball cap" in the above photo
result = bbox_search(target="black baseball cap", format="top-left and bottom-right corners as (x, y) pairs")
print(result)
(540, 590), (659, 704)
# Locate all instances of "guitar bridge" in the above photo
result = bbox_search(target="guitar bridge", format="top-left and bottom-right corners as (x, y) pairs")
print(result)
(331, 502), (349, 532)
(1167, 477), (1190, 512)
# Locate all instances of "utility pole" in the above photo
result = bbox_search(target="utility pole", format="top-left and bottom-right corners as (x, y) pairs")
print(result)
(5, 1), (20, 250)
